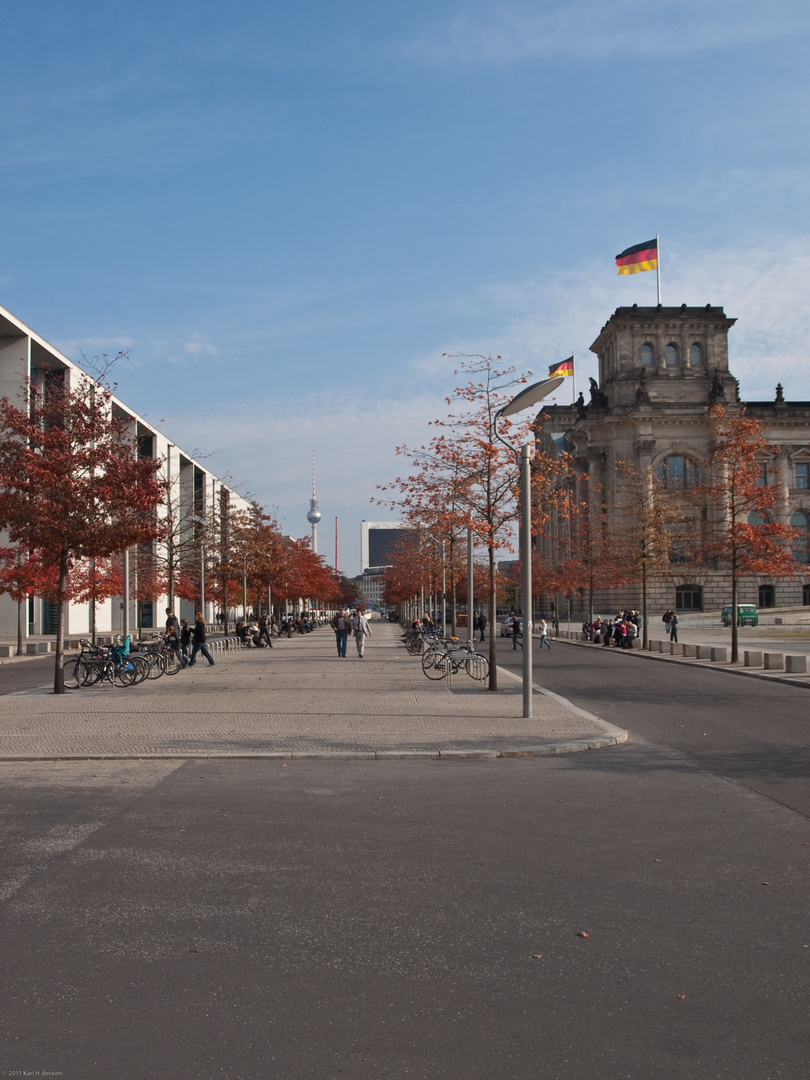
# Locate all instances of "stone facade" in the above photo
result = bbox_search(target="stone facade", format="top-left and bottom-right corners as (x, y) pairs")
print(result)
(534, 305), (810, 615)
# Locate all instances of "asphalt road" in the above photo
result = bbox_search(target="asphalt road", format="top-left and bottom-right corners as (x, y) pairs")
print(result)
(1, 754), (808, 1080)
(495, 636), (810, 819)
(2, 636), (809, 1078)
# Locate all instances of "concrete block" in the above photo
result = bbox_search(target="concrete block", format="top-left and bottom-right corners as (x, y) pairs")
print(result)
(683, 644), (696, 657)
(785, 654), (808, 674)
(24, 643), (40, 655)
(631, 637), (642, 649)
(670, 642), (684, 656)
(744, 650), (763, 668)
(710, 646), (728, 662)
(696, 645), (712, 659)
(763, 652), (784, 670)
(0, 644), (12, 658)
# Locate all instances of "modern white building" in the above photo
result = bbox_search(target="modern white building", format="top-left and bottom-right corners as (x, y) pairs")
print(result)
(0, 303), (251, 640)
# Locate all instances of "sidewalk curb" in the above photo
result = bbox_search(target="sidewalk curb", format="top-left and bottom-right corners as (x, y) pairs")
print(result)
(0, 739), (627, 762)
(495, 664), (629, 753)
(554, 635), (810, 691)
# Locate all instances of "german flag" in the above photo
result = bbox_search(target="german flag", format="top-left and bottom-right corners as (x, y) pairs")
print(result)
(548, 357), (574, 378)
(616, 238), (658, 275)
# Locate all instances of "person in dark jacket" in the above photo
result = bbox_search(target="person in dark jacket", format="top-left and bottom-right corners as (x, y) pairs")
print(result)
(188, 612), (215, 667)
(179, 619), (191, 665)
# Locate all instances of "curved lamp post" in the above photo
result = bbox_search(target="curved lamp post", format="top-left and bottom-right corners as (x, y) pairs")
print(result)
(494, 376), (564, 719)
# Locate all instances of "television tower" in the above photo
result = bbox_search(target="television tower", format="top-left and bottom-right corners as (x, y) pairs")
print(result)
(306, 451), (322, 554)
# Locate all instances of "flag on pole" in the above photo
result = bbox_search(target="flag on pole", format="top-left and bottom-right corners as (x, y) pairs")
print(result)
(548, 357), (574, 378)
(615, 238), (658, 275)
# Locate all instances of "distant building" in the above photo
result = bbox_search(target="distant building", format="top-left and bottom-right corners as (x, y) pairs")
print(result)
(360, 520), (411, 572)
(535, 304), (810, 614)
(354, 566), (389, 608)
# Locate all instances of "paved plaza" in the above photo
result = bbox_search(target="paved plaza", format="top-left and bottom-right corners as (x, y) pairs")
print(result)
(0, 623), (627, 759)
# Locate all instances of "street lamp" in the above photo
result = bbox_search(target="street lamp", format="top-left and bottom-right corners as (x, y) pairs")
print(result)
(494, 375), (564, 719)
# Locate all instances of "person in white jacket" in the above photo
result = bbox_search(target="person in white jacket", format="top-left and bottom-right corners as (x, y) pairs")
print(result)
(352, 609), (373, 657)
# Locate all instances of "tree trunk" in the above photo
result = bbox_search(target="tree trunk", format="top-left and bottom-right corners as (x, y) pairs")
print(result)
(53, 549), (68, 694)
(730, 571), (739, 664)
(16, 597), (23, 657)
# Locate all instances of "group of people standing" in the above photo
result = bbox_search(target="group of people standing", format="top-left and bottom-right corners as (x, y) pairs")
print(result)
(330, 608), (373, 658)
(164, 608), (215, 668)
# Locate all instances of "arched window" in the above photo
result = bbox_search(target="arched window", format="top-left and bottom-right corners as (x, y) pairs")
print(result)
(666, 343), (679, 367)
(657, 455), (698, 489)
(791, 510), (809, 564)
(641, 343), (654, 367)
(690, 343), (703, 367)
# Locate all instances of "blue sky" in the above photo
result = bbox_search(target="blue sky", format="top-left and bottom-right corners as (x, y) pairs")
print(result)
(2, 0), (809, 573)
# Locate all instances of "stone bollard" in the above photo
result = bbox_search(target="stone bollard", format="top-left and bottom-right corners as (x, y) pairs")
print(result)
(696, 645), (712, 659)
(763, 652), (784, 671)
(683, 644), (696, 657)
(785, 654), (808, 674)
(744, 650), (763, 667)
(0, 644), (12, 658)
(631, 637), (642, 649)
(710, 646), (728, 662)
(655, 640), (666, 653)
(670, 642), (684, 656)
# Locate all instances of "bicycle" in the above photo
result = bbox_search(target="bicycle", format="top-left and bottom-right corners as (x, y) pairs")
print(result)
(420, 636), (489, 682)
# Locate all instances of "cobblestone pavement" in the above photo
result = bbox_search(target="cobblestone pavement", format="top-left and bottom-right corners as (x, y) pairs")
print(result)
(0, 624), (626, 759)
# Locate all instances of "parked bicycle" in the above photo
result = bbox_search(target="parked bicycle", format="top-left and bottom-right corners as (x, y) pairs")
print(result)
(420, 635), (489, 682)
(63, 638), (150, 688)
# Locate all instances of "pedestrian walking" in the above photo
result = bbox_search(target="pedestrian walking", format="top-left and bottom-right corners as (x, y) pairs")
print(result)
(331, 609), (350, 657)
(164, 607), (186, 668)
(539, 618), (551, 650)
(669, 611), (679, 643)
(188, 612), (215, 667)
(477, 612), (487, 642)
(179, 619), (191, 666)
(352, 609), (373, 657)
(512, 616), (523, 650)
(257, 611), (273, 648)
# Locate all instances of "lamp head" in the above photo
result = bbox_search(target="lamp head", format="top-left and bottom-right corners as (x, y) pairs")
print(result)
(497, 376), (565, 418)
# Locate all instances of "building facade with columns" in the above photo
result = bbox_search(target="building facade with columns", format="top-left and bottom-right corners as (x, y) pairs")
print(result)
(535, 304), (810, 614)
(0, 303), (251, 640)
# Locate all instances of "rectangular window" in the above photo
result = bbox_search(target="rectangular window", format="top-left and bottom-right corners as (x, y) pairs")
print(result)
(795, 462), (809, 489)
(756, 462), (768, 486)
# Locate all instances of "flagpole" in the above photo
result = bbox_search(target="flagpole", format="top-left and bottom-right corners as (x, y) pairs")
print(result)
(572, 353), (576, 404)
(656, 233), (661, 305)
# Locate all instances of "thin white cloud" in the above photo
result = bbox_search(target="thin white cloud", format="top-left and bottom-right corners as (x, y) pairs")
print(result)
(404, 0), (809, 66)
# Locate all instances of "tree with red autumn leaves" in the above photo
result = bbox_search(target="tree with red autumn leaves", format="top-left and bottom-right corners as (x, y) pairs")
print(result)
(384, 356), (538, 689)
(0, 377), (166, 692)
(696, 405), (797, 662)
(0, 546), (58, 656)
(377, 454), (469, 634)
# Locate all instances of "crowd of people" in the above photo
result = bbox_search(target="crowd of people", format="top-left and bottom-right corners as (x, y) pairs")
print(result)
(586, 611), (640, 648)
(584, 609), (680, 647)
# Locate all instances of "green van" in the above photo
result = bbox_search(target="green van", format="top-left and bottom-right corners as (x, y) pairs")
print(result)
(721, 604), (758, 627)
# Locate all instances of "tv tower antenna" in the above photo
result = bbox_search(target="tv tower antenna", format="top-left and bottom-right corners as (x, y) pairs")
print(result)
(306, 451), (322, 554)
